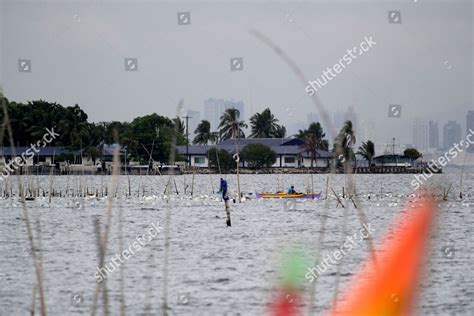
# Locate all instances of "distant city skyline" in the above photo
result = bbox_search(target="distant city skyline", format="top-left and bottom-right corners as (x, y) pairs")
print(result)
(443, 120), (462, 150)
(428, 121), (439, 150)
(413, 119), (429, 152)
(2, 0), (472, 147)
(202, 98), (245, 133)
(467, 111), (474, 153)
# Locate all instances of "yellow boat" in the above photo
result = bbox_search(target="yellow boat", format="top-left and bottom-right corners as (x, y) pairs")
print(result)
(255, 192), (321, 199)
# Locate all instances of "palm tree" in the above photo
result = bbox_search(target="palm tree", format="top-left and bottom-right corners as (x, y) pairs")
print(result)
(335, 120), (357, 169)
(172, 117), (185, 135)
(338, 120), (356, 147)
(273, 125), (287, 138)
(358, 140), (375, 168)
(193, 120), (218, 145)
(249, 108), (281, 138)
(297, 122), (327, 168)
(218, 108), (247, 141)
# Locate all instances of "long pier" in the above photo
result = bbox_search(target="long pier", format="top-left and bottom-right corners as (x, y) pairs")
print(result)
(354, 166), (442, 174)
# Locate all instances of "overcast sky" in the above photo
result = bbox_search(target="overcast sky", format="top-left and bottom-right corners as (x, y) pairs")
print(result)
(1, 0), (472, 146)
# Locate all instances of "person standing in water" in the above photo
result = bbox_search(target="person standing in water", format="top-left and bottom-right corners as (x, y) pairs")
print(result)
(219, 178), (232, 226)
(220, 178), (230, 201)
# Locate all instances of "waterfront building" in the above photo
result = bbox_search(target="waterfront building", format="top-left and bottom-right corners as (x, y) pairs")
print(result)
(176, 138), (332, 169)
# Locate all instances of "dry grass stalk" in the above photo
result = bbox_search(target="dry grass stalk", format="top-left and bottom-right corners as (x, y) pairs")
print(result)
(91, 133), (121, 316)
(1, 100), (47, 315)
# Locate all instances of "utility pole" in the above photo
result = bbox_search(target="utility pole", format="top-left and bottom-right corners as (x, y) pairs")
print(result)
(183, 115), (192, 168)
(235, 121), (242, 203)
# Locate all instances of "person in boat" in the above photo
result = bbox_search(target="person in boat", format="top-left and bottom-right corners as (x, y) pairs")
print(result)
(288, 185), (298, 194)
(220, 178), (230, 201)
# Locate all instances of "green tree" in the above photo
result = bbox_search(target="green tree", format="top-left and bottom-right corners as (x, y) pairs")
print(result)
(334, 120), (356, 169)
(128, 114), (186, 163)
(206, 148), (235, 173)
(404, 148), (422, 160)
(0, 97), (186, 165)
(297, 122), (328, 167)
(249, 108), (283, 138)
(193, 120), (218, 145)
(172, 117), (185, 136)
(218, 108), (247, 141)
(358, 140), (375, 167)
(241, 143), (277, 168)
(273, 125), (287, 138)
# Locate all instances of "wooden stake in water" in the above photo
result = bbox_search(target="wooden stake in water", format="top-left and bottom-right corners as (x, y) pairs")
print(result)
(443, 183), (452, 201)
(225, 198), (232, 227)
(236, 157), (241, 203)
(235, 125), (242, 203)
(325, 176), (329, 200)
(331, 187), (345, 208)
(460, 153), (467, 199)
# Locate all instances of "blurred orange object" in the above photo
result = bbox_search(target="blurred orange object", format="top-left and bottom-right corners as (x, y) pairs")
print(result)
(330, 197), (437, 316)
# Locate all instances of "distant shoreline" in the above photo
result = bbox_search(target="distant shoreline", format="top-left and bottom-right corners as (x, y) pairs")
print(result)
(0, 166), (446, 177)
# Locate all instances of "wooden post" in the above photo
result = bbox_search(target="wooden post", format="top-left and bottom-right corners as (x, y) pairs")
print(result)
(460, 154), (467, 199)
(183, 172), (187, 195)
(325, 176), (329, 200)
(48, 168), (53, 204)
(173, 179), (179, 195)
(225, 198), (232, 227)
(164, 176), (171, 194)
(331, 187), (345, 208)
(236, 160), (241, 203)
(443, 183), (452, 201)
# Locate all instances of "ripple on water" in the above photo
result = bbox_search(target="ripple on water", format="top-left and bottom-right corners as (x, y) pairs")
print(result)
(1, 172), (473, 314)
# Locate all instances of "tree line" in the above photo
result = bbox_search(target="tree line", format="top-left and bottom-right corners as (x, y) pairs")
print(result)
(197, 108), (422, 170)
(0, 97), (186, 163)
(0, 95), (421, 166)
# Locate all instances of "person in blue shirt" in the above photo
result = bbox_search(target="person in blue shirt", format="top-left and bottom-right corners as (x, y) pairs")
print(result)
(220, 178), (229, 201)
(288, 185), (297, 194)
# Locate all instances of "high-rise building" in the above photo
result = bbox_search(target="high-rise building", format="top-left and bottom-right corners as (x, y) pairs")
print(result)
(467, 111), (474, 153)
(362, 120), (376, 143)
(183, 110), (201, 138)
(443, 120), (462, 149)
(428, 121), (439, 149)
(413, 119), (429, 152)
(332, 112), (346, 131)
(307, 112), (320, 125)
(203, 98), (224, 132)
(227, 100), (244, 121)
(203, 98), (245, 133)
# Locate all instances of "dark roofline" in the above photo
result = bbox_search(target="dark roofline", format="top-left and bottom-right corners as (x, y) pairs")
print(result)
(176, 144), (333, 158)
(0, 146), (70, 156)
(373, 154), (412, 159)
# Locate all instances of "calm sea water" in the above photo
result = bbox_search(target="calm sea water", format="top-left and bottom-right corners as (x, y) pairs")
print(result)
(1, 167), (473, 315)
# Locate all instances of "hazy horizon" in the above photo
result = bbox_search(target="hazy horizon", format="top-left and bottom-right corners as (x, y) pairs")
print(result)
(1, 0), (472, 146)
